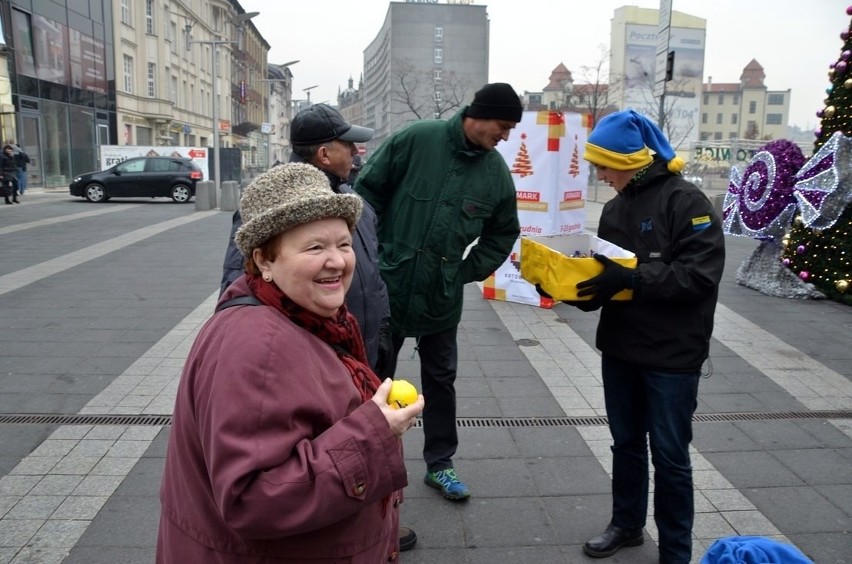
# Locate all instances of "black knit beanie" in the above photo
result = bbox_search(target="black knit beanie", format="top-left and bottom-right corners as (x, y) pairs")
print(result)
(466, 83), (523, 122)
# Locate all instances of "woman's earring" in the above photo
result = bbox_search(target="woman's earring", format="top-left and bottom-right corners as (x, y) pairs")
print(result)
(263, 273), (272, 282)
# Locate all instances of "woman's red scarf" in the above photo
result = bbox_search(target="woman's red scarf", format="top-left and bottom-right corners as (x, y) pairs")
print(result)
(246, 274), (381, 403)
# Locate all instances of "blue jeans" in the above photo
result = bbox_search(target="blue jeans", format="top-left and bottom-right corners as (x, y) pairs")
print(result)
(16, 169), (26, 194)
(602, 354), (700, 564)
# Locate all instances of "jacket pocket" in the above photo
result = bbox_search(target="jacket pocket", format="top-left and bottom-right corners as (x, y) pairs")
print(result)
(328, 438), (369, 501)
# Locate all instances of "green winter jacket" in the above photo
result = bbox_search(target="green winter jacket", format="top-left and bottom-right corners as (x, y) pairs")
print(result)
(355, 108), (520, 336)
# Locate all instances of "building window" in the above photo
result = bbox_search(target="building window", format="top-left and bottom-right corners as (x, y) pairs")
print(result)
(435, 26), (443, 42)
(137, 126), (152, 145)
(716, 113), (722, 124)
(434, 69), (442, 82)
(702, 113), (707, 124)
(749, 101), (757, 114)
(700, 132), (711, 141)
(767, 93), (784, 105)
(733, 95), (739, 104)
(714, 132), (723, 140)
(435, 88), (443, 102)
(766, 113), (783, 125)
(731, 114), (737, 125)
(147, 62), (156, 97)
(121, 0), (132, 25)
(729, 132), (738, 139)
(123, 54), (134, 93)
(171, 75), (178, 104)
(145, 0), (155, 34)
(170, 22), (178, 53)
(703, 93), (709, 105)
(717, 93), (724, 104)
(434, 48), (442, 64)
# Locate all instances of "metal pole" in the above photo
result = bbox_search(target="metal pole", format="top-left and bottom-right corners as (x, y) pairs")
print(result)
(212, 42), (221, 196)
(658, 91), (666, 131)
(267, 83), (272, 169)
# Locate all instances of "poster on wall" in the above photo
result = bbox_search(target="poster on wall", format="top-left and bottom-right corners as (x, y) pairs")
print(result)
(33, 15), (69, 85)
(482, 111), (590, 307)
(99, 146), (210, 181)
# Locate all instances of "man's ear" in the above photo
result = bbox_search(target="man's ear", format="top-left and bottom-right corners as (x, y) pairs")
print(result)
(315, 145), (332, 167)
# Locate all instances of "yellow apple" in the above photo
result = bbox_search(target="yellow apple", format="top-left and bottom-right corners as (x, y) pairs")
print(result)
(387, 379), (418, 409)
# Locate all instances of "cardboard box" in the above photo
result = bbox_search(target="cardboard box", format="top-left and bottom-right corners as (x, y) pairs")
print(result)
(520, 234), (637, 301)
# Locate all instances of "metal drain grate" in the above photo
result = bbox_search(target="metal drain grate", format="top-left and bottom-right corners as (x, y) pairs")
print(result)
(0, 414), (172, 426)
(0, 411), (850, 428)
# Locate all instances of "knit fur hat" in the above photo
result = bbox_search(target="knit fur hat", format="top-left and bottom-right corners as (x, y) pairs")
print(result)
(235, 163), (362, 256)
(584, 109), (685, 173)
(466, 83), (524, 122)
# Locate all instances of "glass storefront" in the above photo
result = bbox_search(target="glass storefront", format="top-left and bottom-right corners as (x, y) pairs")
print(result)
(5, 0), (116, 188)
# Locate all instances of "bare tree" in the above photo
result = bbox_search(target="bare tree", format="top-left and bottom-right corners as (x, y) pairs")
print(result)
(572, 45), (620, 128)
(390, 61), (471, 122)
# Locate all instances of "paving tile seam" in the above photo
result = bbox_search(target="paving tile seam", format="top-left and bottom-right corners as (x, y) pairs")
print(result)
(0, 205), (142, 236)
(0, 211), (219, 298)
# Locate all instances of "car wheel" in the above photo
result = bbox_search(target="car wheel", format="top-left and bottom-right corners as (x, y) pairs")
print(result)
(85, 183), (106, 203)
(171, 184), (192, 203)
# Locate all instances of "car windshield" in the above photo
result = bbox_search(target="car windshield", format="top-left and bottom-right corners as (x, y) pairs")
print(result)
(118, 160), (146, 173)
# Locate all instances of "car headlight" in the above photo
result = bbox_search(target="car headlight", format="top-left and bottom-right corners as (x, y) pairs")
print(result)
(72, 177), (82, 183)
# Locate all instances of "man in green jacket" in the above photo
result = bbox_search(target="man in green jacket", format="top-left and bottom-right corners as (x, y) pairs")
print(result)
(356, 83), (522, 501)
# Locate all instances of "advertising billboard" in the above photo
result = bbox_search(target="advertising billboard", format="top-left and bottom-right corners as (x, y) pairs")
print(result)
(623, 23), (705, 150)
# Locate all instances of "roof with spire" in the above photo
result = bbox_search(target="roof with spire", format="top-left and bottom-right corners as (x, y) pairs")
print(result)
(543, 62), (573, 91)
(740, 59), (766, 88)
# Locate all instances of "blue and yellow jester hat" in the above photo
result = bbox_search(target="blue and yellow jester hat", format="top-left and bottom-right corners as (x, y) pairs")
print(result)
(584, 109), (685, 173)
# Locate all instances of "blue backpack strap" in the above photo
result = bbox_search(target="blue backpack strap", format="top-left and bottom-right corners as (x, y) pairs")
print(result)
(214, 295), (263, 313)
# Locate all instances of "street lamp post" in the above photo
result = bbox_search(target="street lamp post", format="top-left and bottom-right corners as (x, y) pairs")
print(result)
(185, 11), (259, 196)
(259, 60), (299, 170)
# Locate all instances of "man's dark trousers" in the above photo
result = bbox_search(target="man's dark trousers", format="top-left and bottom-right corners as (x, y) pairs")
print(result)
(389, 326), (458, 473)
(601, 354), (700, 564)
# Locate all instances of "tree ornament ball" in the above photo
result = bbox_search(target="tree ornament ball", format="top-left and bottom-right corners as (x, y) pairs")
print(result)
(387, 380), (418, 409)
(782, 258), (791, 267)
(825, 105), (837, 118)
(846, 78), (852, 89)
(794, 215), (804, 226)
(844, 50), (852, 61)
(829, 69), (836, 80)
(837, 61), (848, 74)
(799, 271), (810, 281)
(836, 279), (849, 293)
(847, 5), (852, 15)
(796, 245), (807, 255)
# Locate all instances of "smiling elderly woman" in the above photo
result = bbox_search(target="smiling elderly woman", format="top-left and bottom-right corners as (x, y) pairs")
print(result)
(157, 163), (423, 563)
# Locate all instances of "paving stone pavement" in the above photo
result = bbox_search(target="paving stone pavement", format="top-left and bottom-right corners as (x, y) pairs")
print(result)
(0, 191), (849, 563)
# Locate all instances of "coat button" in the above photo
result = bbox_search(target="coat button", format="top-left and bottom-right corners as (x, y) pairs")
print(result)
(352, 482), (366, 495)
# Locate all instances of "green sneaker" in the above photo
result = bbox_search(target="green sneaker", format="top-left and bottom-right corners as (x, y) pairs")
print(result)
(424, 468), (470, 500)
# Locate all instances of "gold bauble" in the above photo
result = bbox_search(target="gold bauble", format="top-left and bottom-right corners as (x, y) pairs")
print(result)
(836, 279), (849, 293)
(781, 238), (789, 247)
(794, 215), (803, 226)
(829, 69), (836, 79)
(845, 78), (852, 89)
(825, 106), (836, 118)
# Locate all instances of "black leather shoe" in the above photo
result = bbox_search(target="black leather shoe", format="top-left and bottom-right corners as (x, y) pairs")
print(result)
(583, 524), (644, 558)
(399, 526), (417, 552)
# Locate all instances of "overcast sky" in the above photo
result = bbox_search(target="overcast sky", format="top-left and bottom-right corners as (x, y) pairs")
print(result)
(239, 0), (848, 130)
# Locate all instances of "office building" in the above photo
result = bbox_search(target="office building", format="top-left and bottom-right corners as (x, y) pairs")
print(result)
(362, 1), (489, 151)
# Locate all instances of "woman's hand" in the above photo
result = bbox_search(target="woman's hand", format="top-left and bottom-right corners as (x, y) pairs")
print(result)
(371, 378), (425, 438)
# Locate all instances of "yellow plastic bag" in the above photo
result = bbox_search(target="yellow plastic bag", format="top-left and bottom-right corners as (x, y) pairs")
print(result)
(520, 234), (637, 301)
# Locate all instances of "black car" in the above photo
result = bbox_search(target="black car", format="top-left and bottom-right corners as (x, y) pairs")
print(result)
(69, 156), (203, 203)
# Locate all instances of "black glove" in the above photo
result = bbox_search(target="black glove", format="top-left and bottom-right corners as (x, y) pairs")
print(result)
(374, 322), (396, 380)
(576, 254), (636, 302)
(535, 284), (553, 299)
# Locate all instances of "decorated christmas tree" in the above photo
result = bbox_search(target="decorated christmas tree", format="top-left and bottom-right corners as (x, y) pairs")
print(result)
(781, 7), (852, 305)
(569, 134), (581, 178)
(511, 134), (534, 178)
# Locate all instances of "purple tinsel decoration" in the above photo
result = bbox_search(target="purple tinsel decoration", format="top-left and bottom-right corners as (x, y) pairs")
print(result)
(793, 131), (852, 229)
(723, 140), (807, 240)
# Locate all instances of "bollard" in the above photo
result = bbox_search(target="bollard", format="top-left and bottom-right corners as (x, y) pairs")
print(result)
(220, 181), (238, 211)
(195, 181), (214, 211)
(208, 181), (218, 209)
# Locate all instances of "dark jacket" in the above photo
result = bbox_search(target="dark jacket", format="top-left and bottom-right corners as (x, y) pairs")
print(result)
(0, 153), (17, 181)
(355, 107), (520, 336)
(596, 158), (726, 371)
(15, 150), (30, 171)
(220, 154), (391, 369)
(157, 277), (406, 563)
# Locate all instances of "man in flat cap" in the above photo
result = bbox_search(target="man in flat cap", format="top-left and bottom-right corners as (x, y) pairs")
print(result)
(355, 83), (523, 502)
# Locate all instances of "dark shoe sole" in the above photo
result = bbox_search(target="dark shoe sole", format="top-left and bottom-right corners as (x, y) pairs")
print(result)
(399, 527), (417, 552)
(423, 476), (470, 501)
(583, 536), (644, 558)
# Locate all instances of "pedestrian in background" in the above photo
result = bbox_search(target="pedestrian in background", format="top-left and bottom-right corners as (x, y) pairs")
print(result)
(12, 142), (30, 196)
(158, 163), (423, 563)
(1, 145), (20, 204)
(355, 82), (523, 501)
(569, 109), (725, 563)
(219, 104), (416, 550)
